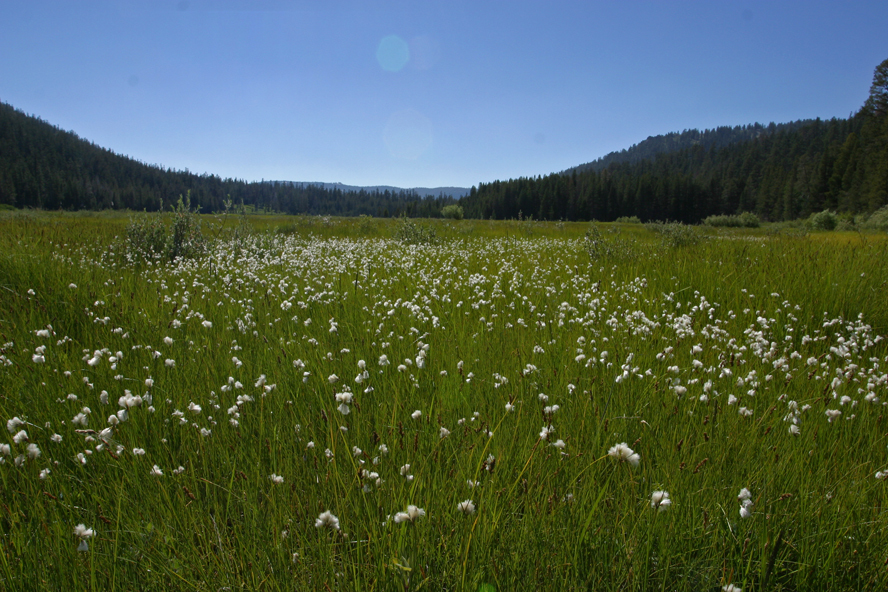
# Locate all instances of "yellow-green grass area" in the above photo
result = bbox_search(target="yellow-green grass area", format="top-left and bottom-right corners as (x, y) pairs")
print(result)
(1, 212), (888, 590)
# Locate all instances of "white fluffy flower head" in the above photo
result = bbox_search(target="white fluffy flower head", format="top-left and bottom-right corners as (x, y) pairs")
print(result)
(650, 490), (671, 511)
(607, 442), (640, 467)
(393, 504), (426, 523)
(315, 510), (340, 530)
(74, 524), (95, 539)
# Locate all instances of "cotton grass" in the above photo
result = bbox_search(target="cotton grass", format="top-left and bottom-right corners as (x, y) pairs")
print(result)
(1, 215), (887, 590)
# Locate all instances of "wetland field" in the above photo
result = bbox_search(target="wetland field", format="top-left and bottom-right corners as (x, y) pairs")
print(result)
(1, 211), (888, 591)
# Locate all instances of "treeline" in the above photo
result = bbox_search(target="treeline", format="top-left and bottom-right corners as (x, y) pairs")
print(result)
(463, 60), (888, 223)
(0, 102), (454, 217)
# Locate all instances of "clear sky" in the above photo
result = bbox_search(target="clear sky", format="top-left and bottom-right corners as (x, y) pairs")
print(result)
(2, 1), (886, 189)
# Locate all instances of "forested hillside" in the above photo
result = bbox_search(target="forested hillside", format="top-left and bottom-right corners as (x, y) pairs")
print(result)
(462, 59), (888, 223)
(563, 120), (816, 175)
(0, 103), (454, 217)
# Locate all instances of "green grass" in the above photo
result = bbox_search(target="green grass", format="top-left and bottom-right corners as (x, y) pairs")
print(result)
(1, 212), (887, 590)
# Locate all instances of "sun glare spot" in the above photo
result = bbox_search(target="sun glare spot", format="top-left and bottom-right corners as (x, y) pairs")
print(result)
(376, 35), (410, 72)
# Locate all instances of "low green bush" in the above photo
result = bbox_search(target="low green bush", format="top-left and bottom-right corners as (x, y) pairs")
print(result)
(644, 220), (703, 247)
(809, 210), (838, 231)
(703, 212), (760, 228)
(862, 205), (888, 231)
(441, 205), (464, 220)
(394, 215), (438, 245)
(584, 224), (638, 260)
(124, 194), (208, 263)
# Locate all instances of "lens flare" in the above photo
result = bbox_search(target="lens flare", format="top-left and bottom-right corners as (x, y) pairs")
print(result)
(376, 35), (410, 72)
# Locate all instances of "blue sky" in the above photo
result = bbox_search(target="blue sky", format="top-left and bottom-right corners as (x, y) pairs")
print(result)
(2, 1), (886, 189)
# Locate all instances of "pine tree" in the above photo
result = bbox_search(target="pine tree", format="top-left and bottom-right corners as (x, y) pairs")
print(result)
(863, 58), (888, 118)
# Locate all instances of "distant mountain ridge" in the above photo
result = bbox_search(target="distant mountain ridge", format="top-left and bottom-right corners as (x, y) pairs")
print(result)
(279, 181), (469, 199)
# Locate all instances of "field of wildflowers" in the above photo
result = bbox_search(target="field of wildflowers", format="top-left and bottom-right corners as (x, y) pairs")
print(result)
(1, 212), (887, 590)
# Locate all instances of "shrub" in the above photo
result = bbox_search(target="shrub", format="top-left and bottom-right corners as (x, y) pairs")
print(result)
(862, 205), (888, 231)
(703, 212), (760, 228)
(441, 205), (464, 220)
(703, 214), (737, 227)
(584, 225), (638, 261)
(644, 221), (703, 247)
(809, 210), (838, 231)
(737, 211), (761, 228)
(615, 216), (641, 224)
(836, 213), (858, 231)
(124, 194), (208, 263)
(125, 212), (167, 262)
(167, 195), (208, 260)
(394, 216), (438, 245)
(357, 215), (377, 235)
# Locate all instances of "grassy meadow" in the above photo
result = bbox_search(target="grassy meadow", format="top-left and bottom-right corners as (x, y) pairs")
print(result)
(1, 210), (888, 591)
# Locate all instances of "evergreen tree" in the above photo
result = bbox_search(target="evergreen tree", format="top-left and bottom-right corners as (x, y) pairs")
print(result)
(863, 58), (888, 117)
